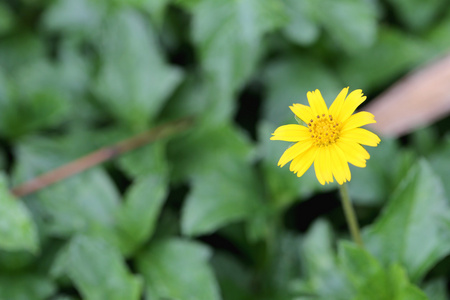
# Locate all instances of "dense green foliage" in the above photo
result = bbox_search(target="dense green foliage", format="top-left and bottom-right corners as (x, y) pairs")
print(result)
(1, 0), (450, 299)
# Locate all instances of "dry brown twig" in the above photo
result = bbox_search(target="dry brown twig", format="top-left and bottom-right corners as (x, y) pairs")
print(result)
(11, 117), (194, 198)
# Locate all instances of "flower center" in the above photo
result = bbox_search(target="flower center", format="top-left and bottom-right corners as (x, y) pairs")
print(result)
(308, 114), (340, 146)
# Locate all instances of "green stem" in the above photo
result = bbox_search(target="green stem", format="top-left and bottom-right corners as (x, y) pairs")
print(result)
(338, 183), (364, 247)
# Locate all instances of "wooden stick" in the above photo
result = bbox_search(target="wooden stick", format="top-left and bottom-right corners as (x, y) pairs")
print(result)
(11, 117), (194, 198)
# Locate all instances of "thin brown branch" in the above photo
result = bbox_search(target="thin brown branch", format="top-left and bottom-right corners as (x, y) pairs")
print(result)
(11, 117), (194, 198)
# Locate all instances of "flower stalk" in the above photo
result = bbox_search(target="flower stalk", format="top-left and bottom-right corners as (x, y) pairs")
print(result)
(338, 183), (364, 247)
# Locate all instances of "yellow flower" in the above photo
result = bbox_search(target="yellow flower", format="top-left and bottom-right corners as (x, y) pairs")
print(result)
(270, 87), (380, 185)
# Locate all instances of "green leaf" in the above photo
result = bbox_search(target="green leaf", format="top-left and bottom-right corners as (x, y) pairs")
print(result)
(116, 174), (168, 255)
(386, 0), (447, 31)
(12, 137), (120, 237)
(0, 250), (35, 270)
(298, 220), (353, 300)
(338, 242), (382, 288)
(52, 296), (79, 300)
(42, 0), (106, 36)
(37, 168), (120, 237)
(0, 35), (45, 71)
(268, 234), (303, 298)
(138, 0), (171, 27)
(174, 0), (202, 10)
(211, 252), (253, 300)
(363, 159), (450, 282)
(0, 2), (14, 34)
(52, 235), (142, 300)
(351, 264), (428, 300)
(167, 123), (254, 182)
(282, 0), (319, 45)
(262, 56), (342, 125)
(348, 138), (409, 206)
(0, 174), (39, 253)
(336, 27), (426, 92)
(117, 141), (168, 178)
(94, 9), (183, 129)
(136, 238), (221, 300)
(423, 278), (448, 300)
(0, 272), (56, 300)
(182, 156), (261, 236)
(0, 59), (70, 138)
(296, 227), (429, 300)
(160, 74), (216, 122)
(425, 10), (450, 55)
(315, 0), (378, 53)
(428, 135), (450, 199)
(191, 0), (286, 97)
(411, 127), (439, 156)
(339, 243), (427, 299)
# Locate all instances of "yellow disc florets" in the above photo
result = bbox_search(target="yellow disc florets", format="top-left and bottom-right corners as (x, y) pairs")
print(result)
(308, 114), (340, 146)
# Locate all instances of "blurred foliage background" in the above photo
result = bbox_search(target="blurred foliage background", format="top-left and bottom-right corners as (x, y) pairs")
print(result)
(1, 0), (450, 299)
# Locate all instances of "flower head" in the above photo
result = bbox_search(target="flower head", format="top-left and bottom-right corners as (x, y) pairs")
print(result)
(270, 87), (380, 185)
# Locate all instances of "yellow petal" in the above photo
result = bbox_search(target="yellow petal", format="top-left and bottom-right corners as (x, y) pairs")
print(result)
(307, 89), (328, 117)
(341, 111), (376, 132)
(329, 87), (349, 120)
(324, 147), (334, 183)
(314, 147), (333, 185)
(339, 128), (381, 147)
(290, 104), (315, 124)
(330, 144), (351, 184)
(270, 124), (310, 142)
(278, 139), (314, 167)
(314, 154), (325, 185)
(337, 89), (366, 122)
(336, 140), (368, 168)
(289, 146), (317, 177)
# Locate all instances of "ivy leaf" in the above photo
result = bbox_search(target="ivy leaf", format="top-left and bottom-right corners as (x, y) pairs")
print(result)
(211, 252), (253, 300)
(94, 9), (183, 129)
(0, 60), (70, 139)
(348, 138), (409, 206)
(386, 0), (447, 31)
(182, 156), (261, 236)
(428, 135), (450, 199)
(297, 220), (353, 300)
(339, 243), (428, 300)
(117, 141), (168, 178)
(0, 174), (39, 253)
(423, 279), (448, 300)
(316, 0), (378, 53)
(295, 225), (429, 300)
(282, 0), (319, 46)
(167, 123), (254, 182)
(136, 238), (221, 300)
(191, 0), (286, 113)
(0, 2), (14, 34)
(364, 159), (450, 282)
(116, 174), (168, 255)
(340, 244), (428, 299)
(138, 0), (171, 27)
(0, 272), (56, 300)
(52, 235), (143, 300)
(42, 0), (106, 36)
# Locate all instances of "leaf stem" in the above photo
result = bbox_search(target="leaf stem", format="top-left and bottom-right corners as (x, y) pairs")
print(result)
(11, 117), (194, 198)
(338, 183), (364, 247)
